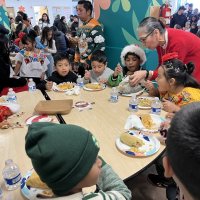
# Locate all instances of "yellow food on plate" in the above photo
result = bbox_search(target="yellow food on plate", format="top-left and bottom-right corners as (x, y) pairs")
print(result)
(0, 97), (6, 103)
(138, 98), (152, 107)
(26, 171), (49, 189)
(57, 82), (74, 90)
(85, 83), (102, 90)
(120, 132), (145, 148)
(140, 114), (154, 129)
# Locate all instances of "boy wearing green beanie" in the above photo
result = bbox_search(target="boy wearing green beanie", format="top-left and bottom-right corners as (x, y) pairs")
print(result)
(25, 122), (132, 200)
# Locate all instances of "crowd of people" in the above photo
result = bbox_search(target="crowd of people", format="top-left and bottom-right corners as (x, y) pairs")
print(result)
(0, 0), (200, 199)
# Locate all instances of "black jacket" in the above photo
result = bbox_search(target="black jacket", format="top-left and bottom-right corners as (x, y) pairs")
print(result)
(37, 71), (78, 90)
(54, 30), (68, 54)
(170, 13), (187, 28)
(57, 21), (68, 34)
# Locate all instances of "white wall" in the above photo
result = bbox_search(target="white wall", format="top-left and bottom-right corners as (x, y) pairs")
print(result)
(5, 0), (78, 26)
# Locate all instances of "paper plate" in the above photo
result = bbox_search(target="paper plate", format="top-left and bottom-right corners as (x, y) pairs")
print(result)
(21, 170), (50, 199)
(83, 83), (106, 91)
(116, 131), (160, 157)
(52, 82), (74, 92)
(124, 114), (164, 133)
(25, 115), (53, 125)
(138, 97), (155, 109)
(119, 88), (145, 97)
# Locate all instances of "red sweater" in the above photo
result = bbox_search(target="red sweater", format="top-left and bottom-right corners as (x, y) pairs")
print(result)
(152, 28), (200, 83)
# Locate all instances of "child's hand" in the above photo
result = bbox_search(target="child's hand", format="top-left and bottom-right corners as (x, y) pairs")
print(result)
(84, 70), (91, 80)
(144, 80), (157, 96)
(162, 98), (180, 113)
(113, 63), (122, 77)
(98, 79), (107, 84)
(45, 81), (53, 90)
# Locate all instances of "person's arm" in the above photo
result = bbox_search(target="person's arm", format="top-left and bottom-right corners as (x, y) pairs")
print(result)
(46, 40), (57, 54)
(83, 158), (131, 200)
(36, 80), (47, 90)
(108, 74), (123, 87)
(0, 24), (9, 35)
(170, 15), (175, 28)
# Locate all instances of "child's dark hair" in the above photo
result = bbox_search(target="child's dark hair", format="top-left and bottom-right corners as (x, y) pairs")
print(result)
(33, 25), (40, 36)
(162, 59), (200, 89)
(41, 26), (53, 48)
(91, 50), (107, 65)
(41, 13), (50, 24)
(166, 102), (200, 200)
(125, 52), (140, 61)
(54, 53), (70, 66)
(78, 0), (93, 15)
(21, 29), (37, 45)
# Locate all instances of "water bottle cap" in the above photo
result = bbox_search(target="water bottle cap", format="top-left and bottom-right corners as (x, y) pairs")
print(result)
(8, 88), (13, 92)
(155, 97), (159, 101)
(29, 78), (33, 82)
(78, 75), (81, 78)
(131, 94), (136, 98)
(5, 159), (13, 165)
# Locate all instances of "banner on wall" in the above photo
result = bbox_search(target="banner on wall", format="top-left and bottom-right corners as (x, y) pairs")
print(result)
(0, 6), (10, 31)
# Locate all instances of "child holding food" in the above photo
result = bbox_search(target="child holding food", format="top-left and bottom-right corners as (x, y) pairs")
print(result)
(83, 50), (114, 84)
(108, 44), (147, 94)
(25, 122), (132, 200)
(37, 54), (77, 91)
(146, 53), (200, 114)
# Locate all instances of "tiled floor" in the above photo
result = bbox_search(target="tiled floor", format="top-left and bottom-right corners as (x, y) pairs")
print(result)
(125, 165), (167, 200)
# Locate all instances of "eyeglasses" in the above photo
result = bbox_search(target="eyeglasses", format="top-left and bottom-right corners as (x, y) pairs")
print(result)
(139, 30), (154, 43)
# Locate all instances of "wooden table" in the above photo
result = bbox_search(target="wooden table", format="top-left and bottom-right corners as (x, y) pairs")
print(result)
(47, 87), (166, 180)
(0, 90), (58, 199)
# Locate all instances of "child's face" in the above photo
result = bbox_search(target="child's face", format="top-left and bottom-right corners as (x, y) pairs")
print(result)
(156, 67), (170, 92)
(24, 41), (35, 51)
(56, 59), (70, 77)
(125, 55), (140, 73)
(91, 61), (106, 76)
(76, 157), (102, 188)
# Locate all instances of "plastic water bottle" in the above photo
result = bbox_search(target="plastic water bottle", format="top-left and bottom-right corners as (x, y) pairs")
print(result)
(2, 159), (21, 190)
(28, 78), (36, 92)
(110, 87), (118, 103)
(77, 75), (84, 88)
(7, 88), (17, 103)
(151, 97), (161, 115)
(129, 94), (138, 112)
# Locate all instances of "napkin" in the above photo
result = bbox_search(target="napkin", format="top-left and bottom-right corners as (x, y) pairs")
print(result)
(124, 114), (144, 130)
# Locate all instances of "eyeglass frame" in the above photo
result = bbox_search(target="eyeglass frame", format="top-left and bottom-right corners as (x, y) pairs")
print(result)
(139, 29), (155, 43)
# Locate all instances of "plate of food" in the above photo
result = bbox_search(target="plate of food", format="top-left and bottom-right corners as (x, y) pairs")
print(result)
(124, 114), (164, 133)
(116, 131), (160, 157)
(120, 88), (145, 97)
(52, 82), (74, 92)
(138, 97), (154, 109)
(25, 115), (53, 125)
(83, 83), (106, 91)
(21, 170), (54, 199)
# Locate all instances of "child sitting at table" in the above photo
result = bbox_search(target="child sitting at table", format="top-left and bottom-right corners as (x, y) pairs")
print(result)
(14, 30), (49, 84)
(37, 54), (77, 91)
(108, 44), (146, 94)
(108, 44), (146, 86)
(163, 102), (200, 200)
(25, 122), (132, 200)
(146, 52), (200, 113)
(83, 50), (114, 84)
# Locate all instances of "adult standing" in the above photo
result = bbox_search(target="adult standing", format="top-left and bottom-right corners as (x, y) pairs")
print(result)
(57, 16), (68, 34)
(75, 0), (105, 76)
(170, 6), (187, 28)
(38, 13), (50, 31)
(70, 15), (78, 37)
(129, 17), (200, 85)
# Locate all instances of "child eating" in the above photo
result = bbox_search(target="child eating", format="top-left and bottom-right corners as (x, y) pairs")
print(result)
(25, 122), (132, 199)
(83, 50), (114, 84)
(37, 54), (77, 90)
(146, 53), (200, 113)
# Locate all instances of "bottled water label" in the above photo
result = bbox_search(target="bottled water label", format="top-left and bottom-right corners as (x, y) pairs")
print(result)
(4, 173), (21, 186)
(110, 95), (118, 102)
(129, 104), (138, 111)
(29, 85), (36, 92)
(7, 96), (17, 103)
(151, 107), (161, 114)
(77, 82), (84, 88)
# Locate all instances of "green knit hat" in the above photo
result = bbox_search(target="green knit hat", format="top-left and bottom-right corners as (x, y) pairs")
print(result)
(25, 122), (99, 196)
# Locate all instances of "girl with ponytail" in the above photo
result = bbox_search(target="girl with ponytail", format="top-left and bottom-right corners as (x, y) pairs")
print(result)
(147, 52), (200, 113)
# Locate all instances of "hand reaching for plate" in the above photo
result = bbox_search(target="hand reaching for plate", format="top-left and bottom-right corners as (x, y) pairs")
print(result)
(84, 70), (91, 80)
(98, 78), (107, 84)
(45, 81), (53, 90)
